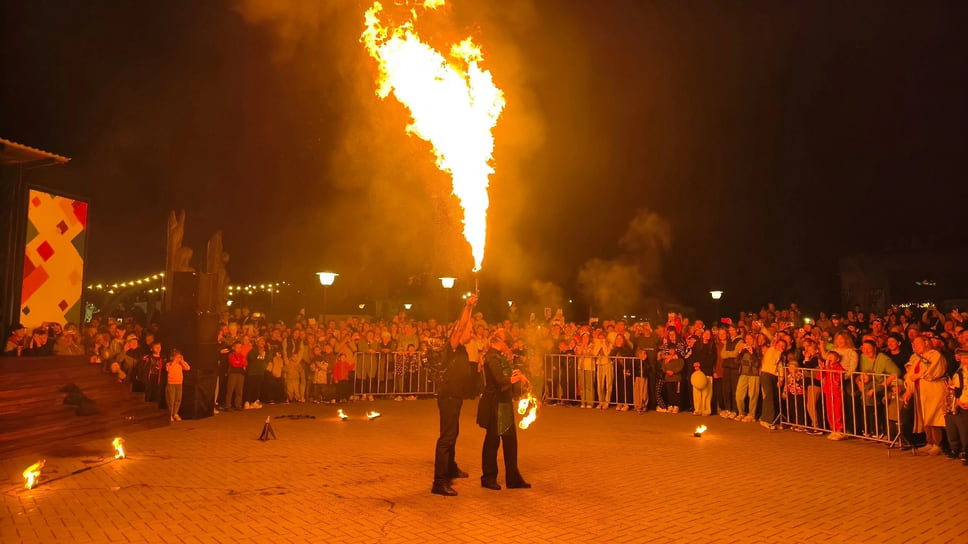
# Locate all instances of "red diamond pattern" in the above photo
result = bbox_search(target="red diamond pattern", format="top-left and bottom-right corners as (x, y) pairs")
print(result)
(37, 241), (55, 261)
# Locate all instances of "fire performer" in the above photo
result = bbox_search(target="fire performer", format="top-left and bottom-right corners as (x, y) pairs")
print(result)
(431, 294), (479, 497)
(477, 329), (532, 490)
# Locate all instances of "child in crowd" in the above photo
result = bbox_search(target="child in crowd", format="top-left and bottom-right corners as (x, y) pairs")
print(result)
(311, 345), (329, 403)
(284, 352), (303, 403)
(660, 349), (684, 413)
(166, 348), (190, 422)
(334, 352), (354, 403)
(781, 354), (806, 426)
(821, 351), (846, 440)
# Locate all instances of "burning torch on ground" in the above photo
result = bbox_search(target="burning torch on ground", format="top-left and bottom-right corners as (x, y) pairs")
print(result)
(112, 437), (126, 459)
(23, 460), (45, 490)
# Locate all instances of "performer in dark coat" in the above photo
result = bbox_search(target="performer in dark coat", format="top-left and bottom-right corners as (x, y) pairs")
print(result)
(477, 330), (531, 490)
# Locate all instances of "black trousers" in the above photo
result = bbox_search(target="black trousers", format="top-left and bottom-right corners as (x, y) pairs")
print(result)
(243, 373), (264, 404)
(722, 365), (740, 413)
(434, 396), (463, 484)
(481, 416), (524, 485)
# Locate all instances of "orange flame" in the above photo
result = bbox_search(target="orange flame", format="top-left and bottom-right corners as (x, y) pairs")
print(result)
(112, 437), (126, 459)
(517, 392), (538, 429)
(23, 460), (45, 490)
(338, 409), (348, 420)
(362, 0), (505, 272)
(366, 411), (382, 419)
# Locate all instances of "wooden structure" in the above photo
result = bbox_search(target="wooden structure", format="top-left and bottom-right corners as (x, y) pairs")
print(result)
(0, 356), (167, 458)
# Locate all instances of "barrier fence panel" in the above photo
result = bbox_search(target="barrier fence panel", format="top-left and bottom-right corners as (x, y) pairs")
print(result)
(543, 355), (644, 409)
(353, 352), (436, 398)
(777, 367), (902, 446)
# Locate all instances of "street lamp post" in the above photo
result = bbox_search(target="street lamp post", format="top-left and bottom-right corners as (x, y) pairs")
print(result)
(439, 277), (455, 321)
(710, 290), (724, 321)
(317, 272), (338, 324)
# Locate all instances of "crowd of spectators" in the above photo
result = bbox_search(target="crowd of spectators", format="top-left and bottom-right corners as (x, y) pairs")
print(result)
(4, 300), (967, 463)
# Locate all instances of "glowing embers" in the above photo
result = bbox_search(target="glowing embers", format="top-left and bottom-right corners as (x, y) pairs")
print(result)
(338, 409), (349, 421)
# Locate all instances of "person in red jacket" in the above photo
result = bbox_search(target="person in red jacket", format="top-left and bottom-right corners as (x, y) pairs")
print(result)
(226, 341), (247, 411)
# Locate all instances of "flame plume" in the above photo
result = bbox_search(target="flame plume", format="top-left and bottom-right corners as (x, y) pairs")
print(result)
(362, 0), (505, 272)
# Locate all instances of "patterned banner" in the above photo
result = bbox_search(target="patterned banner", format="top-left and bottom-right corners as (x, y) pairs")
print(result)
(20, 189), (88, 328)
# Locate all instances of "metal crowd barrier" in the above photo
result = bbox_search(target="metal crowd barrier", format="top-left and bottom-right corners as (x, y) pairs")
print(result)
(778, 367), (903, 447)
(540, 354), (907, 448)
(353, 352), (436, 398)
(542, 354), (644, 408)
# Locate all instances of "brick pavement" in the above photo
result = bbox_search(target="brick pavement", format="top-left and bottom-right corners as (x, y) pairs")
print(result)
(2, 399), (967, 544)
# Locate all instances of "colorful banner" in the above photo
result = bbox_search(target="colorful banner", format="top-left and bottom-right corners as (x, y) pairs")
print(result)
(20, 189), (88, 328)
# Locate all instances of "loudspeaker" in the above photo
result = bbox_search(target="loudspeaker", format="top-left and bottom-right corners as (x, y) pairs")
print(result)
(169, 271), (197, 313)
(179, 372), (216, 420)
(196, 272), (218, 313)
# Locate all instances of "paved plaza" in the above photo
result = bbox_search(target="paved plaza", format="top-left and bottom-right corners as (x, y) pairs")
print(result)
(2, 399), (966, 544)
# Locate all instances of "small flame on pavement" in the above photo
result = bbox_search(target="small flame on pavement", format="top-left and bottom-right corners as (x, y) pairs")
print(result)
(694, 425), (708, 437)
(23, 460), (45, 490)
(338, 409), (348, 420)
(366, 411), (382, 420)
(112, 437), (126, 459)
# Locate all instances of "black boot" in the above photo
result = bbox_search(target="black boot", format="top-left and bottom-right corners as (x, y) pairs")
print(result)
(431, 482), (458, 496)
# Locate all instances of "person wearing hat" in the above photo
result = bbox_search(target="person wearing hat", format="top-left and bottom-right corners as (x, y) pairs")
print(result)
(3, 323), (28, 356)
(108, 334), (141, 382)
(944, 349), (968, 463)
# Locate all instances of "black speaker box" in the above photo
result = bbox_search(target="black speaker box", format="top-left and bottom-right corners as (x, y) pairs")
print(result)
(179, 371), (216, 420)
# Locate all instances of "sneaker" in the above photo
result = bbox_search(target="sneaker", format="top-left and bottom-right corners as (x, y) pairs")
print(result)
(926, 444), (943, 456)
(807, 429), (824, 436)
(394, 396), (403, 401)
(254, 400), (263, 408)
(741, 415), (755, 423)
(244, 402), (252, 410)
(406, 395), (417, 401)
(827, 432), (845, 441)
(759, 421), (775, 430)
(670, 406), (679, 414)
(174, 414), (182, 421)
(732, 413), (744, 421)
(656, 407), (668, 413)
(719, 411), (733, 419)
(368, 395), (375, 401)
(692, 411), (702, 416)
(170, 416), (174, 422)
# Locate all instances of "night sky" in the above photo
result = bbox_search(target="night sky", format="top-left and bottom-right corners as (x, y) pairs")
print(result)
(3, 0), (967, 319)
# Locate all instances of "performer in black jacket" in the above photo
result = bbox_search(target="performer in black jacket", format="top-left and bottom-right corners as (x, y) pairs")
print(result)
(431, 294), (479, 496)
(477, 329), (531, 490)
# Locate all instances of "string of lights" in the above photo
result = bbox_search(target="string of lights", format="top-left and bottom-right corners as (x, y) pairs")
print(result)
(85, 272), (289, 296)
(86, 272), (165, 294)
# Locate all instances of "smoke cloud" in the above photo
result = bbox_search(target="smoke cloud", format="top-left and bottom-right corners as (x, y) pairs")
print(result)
(577, 209), (672, 318)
